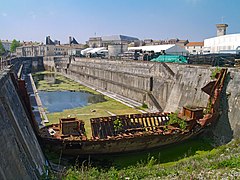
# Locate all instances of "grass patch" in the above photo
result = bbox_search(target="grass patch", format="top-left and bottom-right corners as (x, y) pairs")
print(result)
(51, 138), (240, 179)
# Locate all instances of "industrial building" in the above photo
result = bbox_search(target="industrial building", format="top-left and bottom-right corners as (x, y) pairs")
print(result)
(204, 24), (240, 54)
(87, 35), (139, 48)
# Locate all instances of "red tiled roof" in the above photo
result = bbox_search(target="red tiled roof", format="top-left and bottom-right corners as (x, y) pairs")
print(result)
(186, 42), (204, 47)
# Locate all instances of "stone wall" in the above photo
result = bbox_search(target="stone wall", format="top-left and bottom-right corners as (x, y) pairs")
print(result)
(44, 57), (240, 142)
(0, 68), (46, 179)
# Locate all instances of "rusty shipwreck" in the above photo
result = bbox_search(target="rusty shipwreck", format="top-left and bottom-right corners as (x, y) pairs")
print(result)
(39, 68), (228, 155)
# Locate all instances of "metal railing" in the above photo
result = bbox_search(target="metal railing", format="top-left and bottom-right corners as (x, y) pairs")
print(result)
(0, 57), (8, 70)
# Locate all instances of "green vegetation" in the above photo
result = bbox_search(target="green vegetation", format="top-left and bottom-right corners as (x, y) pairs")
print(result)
(211, 67), (221, 79)
(0, 41), (5, 55)
(113, 119), (123, 132)
(141, 103), (148, 109)
(167, 112), (187, 129)
(33, 71), (99, 94)
(10, 39), (21, 53)
(49, 138), (240, 179)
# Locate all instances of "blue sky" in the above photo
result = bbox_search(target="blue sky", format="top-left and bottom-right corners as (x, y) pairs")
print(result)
(0, 0), (240, 43)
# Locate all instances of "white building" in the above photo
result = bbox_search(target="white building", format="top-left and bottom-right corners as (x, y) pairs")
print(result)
(204, 33), (240, 54)
(128, 44), (188, 55)
(204, 24), (240, 54)
(185, 42), (204, 55)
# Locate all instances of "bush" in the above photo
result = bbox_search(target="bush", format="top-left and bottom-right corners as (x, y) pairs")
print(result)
(167, 112), (187, 130)
(211, 67), (221, 79)
(142, 103), (148, 109)
(113, 119), (123, 132)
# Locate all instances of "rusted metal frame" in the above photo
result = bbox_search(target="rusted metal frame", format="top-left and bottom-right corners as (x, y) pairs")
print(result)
(108, 118), (115, 136)
(210, 69), (227, 113)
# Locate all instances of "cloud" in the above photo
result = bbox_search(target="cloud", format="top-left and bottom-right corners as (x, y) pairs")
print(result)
(1, 13), (7, 17)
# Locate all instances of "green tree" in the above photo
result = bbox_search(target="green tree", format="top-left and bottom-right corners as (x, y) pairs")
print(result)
(0, 41), (6, 56)
(10, 39), (21, 53)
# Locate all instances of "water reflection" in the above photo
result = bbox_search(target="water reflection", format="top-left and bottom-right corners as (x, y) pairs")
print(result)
(33, 73), (106, 113)
(39, 91), (105, 113)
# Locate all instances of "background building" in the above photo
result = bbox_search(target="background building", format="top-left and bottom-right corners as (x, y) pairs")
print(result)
(204, 24), (240, 54)
(142, 38), (188, 47)
(87, 37), (102, 48)
(17, 36), (84, 57)
(16, 44), (45, 57)
(87, 35), (139, 48)
(185, 42), (204, 55)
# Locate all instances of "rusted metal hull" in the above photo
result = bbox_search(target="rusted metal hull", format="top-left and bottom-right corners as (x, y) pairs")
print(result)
(41, 126), (203, 155)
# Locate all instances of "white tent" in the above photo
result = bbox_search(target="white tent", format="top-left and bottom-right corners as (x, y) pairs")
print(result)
(128, 44), (188, 55)
(81, 48), (93, 55)
(86, 47), (107, 54)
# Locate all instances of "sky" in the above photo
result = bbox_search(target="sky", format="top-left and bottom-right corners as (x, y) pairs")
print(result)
(0, 0), (240, 44)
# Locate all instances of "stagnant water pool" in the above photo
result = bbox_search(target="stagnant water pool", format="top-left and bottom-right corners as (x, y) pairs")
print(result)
(33, 73), (105, 113)
(38, 91), (105, 113)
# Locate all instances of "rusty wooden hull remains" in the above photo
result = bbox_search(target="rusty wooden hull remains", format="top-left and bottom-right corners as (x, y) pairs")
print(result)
(40, 115), (203, 155)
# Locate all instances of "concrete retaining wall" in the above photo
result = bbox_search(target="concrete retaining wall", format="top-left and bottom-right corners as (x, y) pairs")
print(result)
(0, 69), (46, 179)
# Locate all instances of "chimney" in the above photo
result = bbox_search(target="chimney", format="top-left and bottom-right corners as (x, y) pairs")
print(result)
(46, 36), (50, 44)
(216, 24), (228, 37)
(69, 36), (72, 45)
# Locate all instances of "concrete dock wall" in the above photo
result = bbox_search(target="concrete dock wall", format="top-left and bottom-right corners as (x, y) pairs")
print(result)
(0, 68), (46, 179)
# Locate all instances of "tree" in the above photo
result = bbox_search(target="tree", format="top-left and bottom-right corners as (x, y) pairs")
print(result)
(0, 41), (6, 56)
(10, 39), (21, 53)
